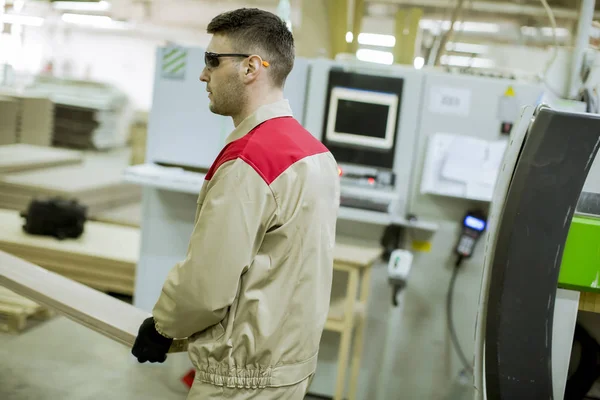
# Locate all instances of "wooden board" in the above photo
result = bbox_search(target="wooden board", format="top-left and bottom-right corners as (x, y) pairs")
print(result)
(0, 144), (82, 174)
(0, 250), (187, 352)
(91, 202), (142, 227)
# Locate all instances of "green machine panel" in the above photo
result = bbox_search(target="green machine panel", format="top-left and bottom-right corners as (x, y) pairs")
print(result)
(558, 211), (600, 292)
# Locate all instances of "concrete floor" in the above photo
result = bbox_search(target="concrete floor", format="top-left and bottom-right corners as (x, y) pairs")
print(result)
(0, 316), (325, 400)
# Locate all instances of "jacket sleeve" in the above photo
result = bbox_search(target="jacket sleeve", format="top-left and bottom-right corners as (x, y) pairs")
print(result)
(152, 158), (278, 339)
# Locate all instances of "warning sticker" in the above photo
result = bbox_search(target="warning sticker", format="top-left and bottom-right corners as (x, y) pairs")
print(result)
(161, 47), (187, 80)
(504, 86), (515, 97)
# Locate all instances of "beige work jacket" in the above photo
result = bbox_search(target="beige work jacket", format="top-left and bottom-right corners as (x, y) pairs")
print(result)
(152, 99), (340, 389)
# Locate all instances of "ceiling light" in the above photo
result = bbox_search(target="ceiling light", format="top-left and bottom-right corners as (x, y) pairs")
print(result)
(52, 1), (110, 12)
(420, 19), (499, 33)
(358, 33), (395, 47)
(414, 56), (425, 69)
(346, 31), (354, 43)
(440, 55), (494, 68)
(521, 26), (570, 38)
(61, 13), (112, 26)
(446, 42), (489, 54)
(540, 27), (570, 37)
(356, 49), (394, 65)
(0, 13), (44, 27)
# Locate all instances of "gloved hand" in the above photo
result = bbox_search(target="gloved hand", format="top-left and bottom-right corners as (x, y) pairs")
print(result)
(131, 317), (173, 363)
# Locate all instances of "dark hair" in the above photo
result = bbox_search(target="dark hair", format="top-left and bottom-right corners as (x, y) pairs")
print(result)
(207, 8), (295, 87)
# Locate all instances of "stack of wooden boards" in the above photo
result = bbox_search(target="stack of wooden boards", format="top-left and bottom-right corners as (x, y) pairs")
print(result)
(18, 77), (132, 150)
(0, 208), (139, 295)
(0, 91), (54, 147)
(0, 286), (54, 333)
(0, 145), (141, 215)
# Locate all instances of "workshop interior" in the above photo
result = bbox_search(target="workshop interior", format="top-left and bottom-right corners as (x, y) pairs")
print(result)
(1, 0), (600, 399)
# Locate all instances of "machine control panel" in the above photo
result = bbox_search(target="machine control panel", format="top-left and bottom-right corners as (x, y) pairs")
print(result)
(338, 164), (396, 189)
(456, 212), (487, 258)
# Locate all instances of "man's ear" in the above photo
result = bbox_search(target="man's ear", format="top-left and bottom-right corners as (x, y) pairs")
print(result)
(242, 55), (262, 82)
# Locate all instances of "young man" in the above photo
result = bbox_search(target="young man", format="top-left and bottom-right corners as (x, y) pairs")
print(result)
(132, 7), (340, 399)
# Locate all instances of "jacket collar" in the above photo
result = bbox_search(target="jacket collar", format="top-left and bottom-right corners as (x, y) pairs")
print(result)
(225, 99), (293, 145)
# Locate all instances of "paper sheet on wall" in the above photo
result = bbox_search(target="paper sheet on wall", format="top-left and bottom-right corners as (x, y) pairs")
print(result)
(421, 133), (509, 202)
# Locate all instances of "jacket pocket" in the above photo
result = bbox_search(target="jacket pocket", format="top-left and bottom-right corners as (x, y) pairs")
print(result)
(189, 322), (225, 345)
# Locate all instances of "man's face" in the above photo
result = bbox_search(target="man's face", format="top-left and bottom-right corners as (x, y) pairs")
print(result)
(199, 34), (247, 117)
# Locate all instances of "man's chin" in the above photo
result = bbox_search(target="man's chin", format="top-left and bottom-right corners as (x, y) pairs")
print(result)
(208, 104), (229, 116)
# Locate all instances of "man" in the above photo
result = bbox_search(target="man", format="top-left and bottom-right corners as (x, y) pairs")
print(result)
(131, 7), (340, 400)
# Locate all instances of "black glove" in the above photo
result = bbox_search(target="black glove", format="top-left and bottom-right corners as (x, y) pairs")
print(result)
(131, 317), (173, 363)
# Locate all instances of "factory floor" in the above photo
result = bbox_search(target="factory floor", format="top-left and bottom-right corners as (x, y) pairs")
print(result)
(0, 316), (325, 400)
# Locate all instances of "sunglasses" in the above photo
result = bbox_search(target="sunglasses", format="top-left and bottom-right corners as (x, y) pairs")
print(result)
(204, 52), (270, 69)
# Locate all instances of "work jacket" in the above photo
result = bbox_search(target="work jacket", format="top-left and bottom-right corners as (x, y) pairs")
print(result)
(152, 99), (340, 389)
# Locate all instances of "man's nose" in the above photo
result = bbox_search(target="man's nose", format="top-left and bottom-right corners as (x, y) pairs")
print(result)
(199, 67), (209, 82)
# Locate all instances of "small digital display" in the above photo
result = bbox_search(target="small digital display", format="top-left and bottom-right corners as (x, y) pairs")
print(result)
(464, 215), (486, 232)
(334, 100), (390, 140)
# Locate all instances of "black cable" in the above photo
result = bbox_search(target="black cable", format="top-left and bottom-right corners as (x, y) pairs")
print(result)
(447, 257), (473, 374)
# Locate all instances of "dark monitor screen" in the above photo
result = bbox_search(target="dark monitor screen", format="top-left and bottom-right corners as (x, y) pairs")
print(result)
(334, 100), (390, 140)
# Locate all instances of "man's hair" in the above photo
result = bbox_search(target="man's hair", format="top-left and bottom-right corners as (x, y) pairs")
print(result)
(207, 8), (295, 87)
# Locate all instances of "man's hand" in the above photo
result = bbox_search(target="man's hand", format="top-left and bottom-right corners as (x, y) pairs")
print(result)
(131, 317), (173, 363)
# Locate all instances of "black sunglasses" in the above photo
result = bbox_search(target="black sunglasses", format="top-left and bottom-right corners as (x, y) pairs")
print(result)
(204, 52), (270, 69)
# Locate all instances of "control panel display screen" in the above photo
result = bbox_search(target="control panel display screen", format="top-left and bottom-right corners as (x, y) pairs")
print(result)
(334, 100), (389, 140)
(464, 215), (486, 232)
(325, 87), (398, 150)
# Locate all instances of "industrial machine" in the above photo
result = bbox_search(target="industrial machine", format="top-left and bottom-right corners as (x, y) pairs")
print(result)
(303, 58), (425, 225)
(473, 104), (600, 399)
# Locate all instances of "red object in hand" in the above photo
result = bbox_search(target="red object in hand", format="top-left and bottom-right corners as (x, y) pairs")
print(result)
(181, 369), (196, 389)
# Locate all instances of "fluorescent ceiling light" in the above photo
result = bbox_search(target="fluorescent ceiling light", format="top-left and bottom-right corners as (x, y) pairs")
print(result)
(0, 13), (44, 27)
(358, 33), (395, 47)
(440, 55), (494, 68)
(345, 32), (395, 47)
(446, 41), (488, 54)
(356, 49), (394, 65)
(53, 1), (110, 12)
(420, 19), (499, 33)
(61, 13), (113, 26)
(540, 27), (570, 37)
(413, 56), (425, 69)
(521, 26), (570, 37)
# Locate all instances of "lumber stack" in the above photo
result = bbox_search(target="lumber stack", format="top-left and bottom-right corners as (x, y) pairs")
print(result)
(20, 76), (132, 150)
(0, 286), (54, 333)
(0, 208), (139, 295)
(17, 95), (54, 147)
(0, 90), (54, 147)
(0, 96), (19, 145)
(0, 148), (141, 215)
(0, 144), (83, 174)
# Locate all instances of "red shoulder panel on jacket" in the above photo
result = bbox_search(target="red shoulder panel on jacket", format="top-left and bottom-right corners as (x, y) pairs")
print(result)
(205, 117), (329, 184)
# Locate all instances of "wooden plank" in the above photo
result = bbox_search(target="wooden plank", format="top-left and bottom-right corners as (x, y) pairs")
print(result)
(0, 144), (82, 174)
(0, 250), (187, 352)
